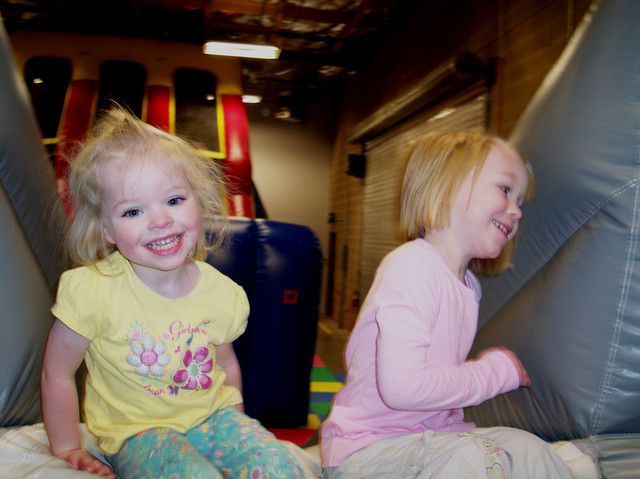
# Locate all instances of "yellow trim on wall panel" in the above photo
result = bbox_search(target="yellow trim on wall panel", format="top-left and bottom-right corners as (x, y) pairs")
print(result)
(214, 90), (227, 160)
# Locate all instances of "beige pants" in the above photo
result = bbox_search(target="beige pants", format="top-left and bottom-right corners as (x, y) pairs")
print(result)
(323, 427), (598, 479)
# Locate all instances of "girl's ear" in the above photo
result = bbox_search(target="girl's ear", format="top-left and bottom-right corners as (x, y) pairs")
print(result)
(102, 224), (116, 246)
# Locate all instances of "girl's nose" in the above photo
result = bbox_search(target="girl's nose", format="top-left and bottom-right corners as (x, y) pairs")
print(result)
(149, 209), (173, 229)
(508, 201), (523, 220)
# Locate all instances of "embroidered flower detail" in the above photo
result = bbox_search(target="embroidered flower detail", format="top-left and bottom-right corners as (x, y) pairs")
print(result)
(127, 336), (171, 377)
(172, 346), (213, 389)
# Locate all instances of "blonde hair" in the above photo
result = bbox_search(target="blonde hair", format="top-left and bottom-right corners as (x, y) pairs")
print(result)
(65, 106), (227, 267)
(399, 130), (534, 276)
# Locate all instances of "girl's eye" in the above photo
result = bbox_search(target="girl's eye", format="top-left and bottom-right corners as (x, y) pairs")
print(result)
(500, 185), (510, 195)
(168, 197), (184, 206)
(123, 209), (141, 218)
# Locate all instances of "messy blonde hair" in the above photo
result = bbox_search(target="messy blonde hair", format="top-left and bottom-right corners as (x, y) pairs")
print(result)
(399, 130), (534, 276)
(66, 106), (227, 267)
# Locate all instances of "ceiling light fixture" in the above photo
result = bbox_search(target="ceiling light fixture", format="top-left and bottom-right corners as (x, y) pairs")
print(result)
(203, 41), (281, 60)
(242, 95), (262, 104)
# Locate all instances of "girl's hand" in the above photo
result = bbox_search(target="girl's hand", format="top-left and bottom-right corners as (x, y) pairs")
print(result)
(501, 348), (531, 387)
(477, 346), (531, 388)
(58, 448), (117, 478)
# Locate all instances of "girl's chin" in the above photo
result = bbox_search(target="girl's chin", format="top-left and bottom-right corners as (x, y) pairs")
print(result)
(482, 246), (504, 260)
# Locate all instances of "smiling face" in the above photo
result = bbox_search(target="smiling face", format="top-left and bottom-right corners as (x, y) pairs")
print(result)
(449, 143), (529, 265)
(99, 156), (201, 282)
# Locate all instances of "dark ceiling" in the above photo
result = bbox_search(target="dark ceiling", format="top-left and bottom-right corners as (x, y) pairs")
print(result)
(0, 0), (402, 102)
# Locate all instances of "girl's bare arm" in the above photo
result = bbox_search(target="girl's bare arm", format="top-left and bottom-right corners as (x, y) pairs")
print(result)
(41, 319), (116, 478)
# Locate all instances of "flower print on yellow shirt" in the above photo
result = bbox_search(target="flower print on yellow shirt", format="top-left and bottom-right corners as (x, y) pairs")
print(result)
(172, 344), (214, 390)
(126, 336), (171, 377)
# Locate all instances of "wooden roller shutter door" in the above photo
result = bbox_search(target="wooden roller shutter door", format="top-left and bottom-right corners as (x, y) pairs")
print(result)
(360, 93), (488, 297)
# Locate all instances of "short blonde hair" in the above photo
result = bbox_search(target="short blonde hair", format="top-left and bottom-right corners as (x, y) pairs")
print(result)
(399, 130), (534, 276)
(66, 106), (227, 267)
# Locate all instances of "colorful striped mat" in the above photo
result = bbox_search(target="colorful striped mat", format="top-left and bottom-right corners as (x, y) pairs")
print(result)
(308, 355), (344, 428)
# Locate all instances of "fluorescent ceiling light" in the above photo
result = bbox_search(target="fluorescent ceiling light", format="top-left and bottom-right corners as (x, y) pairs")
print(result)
(203, 41), (281, 59)
(242, 95), (262, 104)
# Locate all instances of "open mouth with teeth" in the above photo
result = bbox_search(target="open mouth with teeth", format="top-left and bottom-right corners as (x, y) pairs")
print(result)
(492, 219), (510, 237)
(147, 234), (181, 251)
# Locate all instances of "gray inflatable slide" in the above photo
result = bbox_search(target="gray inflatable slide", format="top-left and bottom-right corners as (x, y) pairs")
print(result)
(0, 15), (64, 427)
(466, 0), (640, 477)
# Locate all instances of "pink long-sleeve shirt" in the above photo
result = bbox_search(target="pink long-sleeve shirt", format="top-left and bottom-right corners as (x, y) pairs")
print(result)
(320, 239), (520, 467)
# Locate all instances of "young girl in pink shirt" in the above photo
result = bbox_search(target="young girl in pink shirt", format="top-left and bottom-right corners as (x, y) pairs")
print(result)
(320, 131), (597, 478)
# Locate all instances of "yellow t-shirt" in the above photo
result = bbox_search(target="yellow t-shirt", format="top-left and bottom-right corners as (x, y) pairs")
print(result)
(51, 251), (249, 454)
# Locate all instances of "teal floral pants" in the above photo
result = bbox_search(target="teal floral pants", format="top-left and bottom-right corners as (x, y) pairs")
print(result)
(106, 407), (304, 479)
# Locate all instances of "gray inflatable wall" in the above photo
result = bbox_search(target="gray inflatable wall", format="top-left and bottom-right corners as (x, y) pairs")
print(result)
(0, 16), (64, 425)
(465, 1), (640, 477)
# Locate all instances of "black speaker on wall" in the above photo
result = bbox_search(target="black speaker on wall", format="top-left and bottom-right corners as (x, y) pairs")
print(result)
(347, 154), (366, 178)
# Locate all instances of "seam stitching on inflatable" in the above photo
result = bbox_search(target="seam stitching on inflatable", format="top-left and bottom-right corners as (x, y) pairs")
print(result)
(591, 172), (640, 436)
(591, 432), (640, 442)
